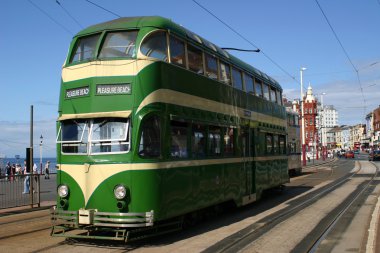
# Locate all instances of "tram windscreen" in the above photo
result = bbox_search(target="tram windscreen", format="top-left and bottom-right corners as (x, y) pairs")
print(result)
(58, 120), (88, 154)
(57, 118), (130, 154)
(59, 120), (87, 142)
(90, 119), (130, 154)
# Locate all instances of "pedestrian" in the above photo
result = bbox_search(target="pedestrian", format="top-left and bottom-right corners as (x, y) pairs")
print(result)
(33, 163), (38, 184)
(22, 160), (30, 194)
(44, 161), (50, 179)
(5, 162), (11, 181)
(15, 164), (22, 181)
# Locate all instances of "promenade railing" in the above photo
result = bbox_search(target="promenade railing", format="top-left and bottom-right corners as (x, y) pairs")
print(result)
(0, 173), (41, 209)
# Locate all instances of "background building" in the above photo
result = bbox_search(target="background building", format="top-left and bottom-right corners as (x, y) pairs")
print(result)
(322, 105), (339, 127)
(372, 106), (380, 149)
(350, 124), (366, 150)
(364, 112), (373, 149)
(302, 85), (318, 152)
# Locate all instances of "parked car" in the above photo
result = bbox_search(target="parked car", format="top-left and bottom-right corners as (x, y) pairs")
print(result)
(369, 150), (380, 161)
(338, 149), (346, 158)
(345, 151), (355, 159)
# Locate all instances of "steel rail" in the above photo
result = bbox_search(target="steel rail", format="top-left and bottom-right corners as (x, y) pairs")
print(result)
(203, 159), (363, 253)
(307, 161), (379, 253)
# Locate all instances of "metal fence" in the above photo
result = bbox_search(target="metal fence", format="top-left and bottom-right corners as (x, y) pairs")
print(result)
(0, 174), (41, 209)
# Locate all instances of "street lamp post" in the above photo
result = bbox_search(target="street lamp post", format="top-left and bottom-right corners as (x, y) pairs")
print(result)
(39, 134), (43, 175)
(300, 67), (307, 166)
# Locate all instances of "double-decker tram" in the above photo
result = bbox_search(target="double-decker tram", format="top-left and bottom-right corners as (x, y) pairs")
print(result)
(286, 108), (302, 175)
(51, 16), (288, 241)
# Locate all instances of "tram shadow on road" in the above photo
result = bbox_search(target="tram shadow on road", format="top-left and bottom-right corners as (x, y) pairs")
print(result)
(60, 237), (139, 251)
(59, 184), (314, 250)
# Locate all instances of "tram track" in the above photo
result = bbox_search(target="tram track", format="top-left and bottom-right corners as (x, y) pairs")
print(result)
(202, 160), (375, 253)
(0, 210), (52, 240)
(305, 161), (380, 253)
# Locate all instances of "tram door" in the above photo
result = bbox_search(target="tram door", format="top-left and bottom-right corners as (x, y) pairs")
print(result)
(241, 128), (253, 197)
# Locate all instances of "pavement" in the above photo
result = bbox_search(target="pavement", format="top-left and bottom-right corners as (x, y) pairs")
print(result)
(303, 156), (336, 168)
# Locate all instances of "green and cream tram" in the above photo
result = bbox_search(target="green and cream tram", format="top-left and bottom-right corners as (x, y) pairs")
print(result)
(51, 16), (288, 241)
(286, 108), (302, 175)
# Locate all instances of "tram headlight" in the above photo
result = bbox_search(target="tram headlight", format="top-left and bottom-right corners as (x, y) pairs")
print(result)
(58, 184), (69, 198)
(114, 185), (127, 200)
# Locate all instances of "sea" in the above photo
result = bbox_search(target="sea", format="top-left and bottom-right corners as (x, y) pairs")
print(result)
(0, 157), (57, 174)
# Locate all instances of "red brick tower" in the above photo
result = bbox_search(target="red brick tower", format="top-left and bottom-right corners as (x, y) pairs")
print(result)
(303, 84), (318, 151)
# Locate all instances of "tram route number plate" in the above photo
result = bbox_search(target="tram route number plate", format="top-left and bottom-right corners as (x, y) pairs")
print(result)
(79, 209), (95, 225)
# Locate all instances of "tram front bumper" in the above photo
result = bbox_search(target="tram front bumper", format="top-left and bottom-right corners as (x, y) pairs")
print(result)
(50, 206), (154, 228)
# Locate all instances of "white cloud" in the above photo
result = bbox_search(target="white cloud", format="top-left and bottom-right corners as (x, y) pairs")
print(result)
(0, 119), (57, 158)
(283, 73), (380, 126)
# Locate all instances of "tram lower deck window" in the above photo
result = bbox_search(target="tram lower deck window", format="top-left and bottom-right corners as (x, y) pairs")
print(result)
(138, 116), (161, 158)
(170, 121), (188, 158)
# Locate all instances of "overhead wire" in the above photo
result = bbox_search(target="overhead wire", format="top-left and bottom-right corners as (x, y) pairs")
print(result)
(191, 0), (298, 84)
(27, 0), (73, 35)
(314, 0), (367, 114)
(55, 0), (84, 29)
(84, 0), (121, 18)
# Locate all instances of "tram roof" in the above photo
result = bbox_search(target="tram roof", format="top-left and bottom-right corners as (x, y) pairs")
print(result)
(76, 16), (281, 91)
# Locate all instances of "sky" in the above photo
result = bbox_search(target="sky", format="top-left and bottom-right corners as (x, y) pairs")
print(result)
(0, 0), (379, 158)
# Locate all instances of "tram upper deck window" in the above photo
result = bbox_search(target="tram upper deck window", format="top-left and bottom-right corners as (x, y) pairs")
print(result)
(187, 44), (204, 74)
(255, 79), (263, 97)
(244, 73), (254, 95)
(276, 90), (282, 105)
(57, 120), (88, 154)
(169, 36), (186, 67)
(99, 31), (138, 59)
(90, 118), (130, 154)
(205, 53), (218, 80)
(263, 83), (270, 100)
(220, 61), (231, 85)
(140, 31), (168, 61)
(270, 87), (277, 103)
(232, 67), (243, 90)
(70, 34), (101, 64)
